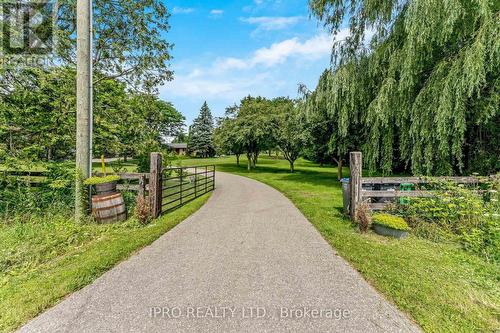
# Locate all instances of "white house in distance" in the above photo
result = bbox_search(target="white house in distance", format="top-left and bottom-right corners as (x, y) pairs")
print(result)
(167, 143), (188, 155)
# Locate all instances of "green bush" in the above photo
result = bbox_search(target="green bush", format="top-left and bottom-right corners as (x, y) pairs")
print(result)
(394, 176), (500, 262)
(372, 213), (410, 231)
(83, 175), (120, 185)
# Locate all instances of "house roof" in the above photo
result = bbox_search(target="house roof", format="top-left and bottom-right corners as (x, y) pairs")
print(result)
(167, 143), (188, 149)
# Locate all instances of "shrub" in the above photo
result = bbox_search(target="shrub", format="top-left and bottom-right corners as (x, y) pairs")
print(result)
(372, 213), (410, 231)
(393, 176), (500, 262)
(134, 196), (151, 225)
(83, 175), (120, 186)
(356, 202), (372, 232)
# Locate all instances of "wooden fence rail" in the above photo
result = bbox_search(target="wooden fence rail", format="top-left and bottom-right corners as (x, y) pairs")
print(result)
(2, 170), (150, 195)
(348, 152), (493, 219)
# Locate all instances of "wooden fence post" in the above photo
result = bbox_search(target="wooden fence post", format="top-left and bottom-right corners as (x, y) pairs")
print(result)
(349, 152), (362, 220)
(149, 152), (162, 218)
(138, 174), (146, 199)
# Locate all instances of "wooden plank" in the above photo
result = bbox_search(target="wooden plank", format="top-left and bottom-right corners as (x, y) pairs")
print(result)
(362, 176), (481, 184)
(349, 152), (362, 220)
(368, 202), (389, 211)
(1, 170), (46, 177)
(117, 173), (150, 180)
(95, 172), (149, 180)
(363, 190), (434, 198)
(116, 184), (150, 192)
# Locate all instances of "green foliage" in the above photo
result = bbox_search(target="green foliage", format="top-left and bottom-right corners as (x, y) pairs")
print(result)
(216, 96), (300, 170)
(0, 164), (75, 219)
(394, 177), (500, 261)
(0, 0), (173, 91)
(274, 99), (306, 172)
(307, 0), (500, 175)
(372, 213), (410, 231)
(0, 67), (184, 163)
(83, 175), (120, 186)
(188, 102), (215, 158)
(213, 112), (245, 164)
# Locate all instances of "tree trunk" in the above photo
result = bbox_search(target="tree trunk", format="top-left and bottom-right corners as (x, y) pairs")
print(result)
(247, 153), (251, 170)
(268, 150), (271, 157)
(236, 154), (240, 166)
(334, 157), (343, 181)
(338, 158), (343, 180)
(290, 161), (295, 173)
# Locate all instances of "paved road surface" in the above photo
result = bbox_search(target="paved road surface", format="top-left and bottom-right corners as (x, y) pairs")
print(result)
(19, 172), (421, 333)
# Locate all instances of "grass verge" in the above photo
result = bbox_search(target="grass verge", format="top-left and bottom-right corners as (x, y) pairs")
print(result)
(178, 155), (499, 333)
(0, 193), (211, 333)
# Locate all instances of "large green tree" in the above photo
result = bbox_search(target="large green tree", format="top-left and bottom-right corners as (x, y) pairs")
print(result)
(214, 107), (245, 166)
(309, 0), (499, 175)
(188, 102), (215, 158)
(274, 99), (305, 173)
(0, 0), (173, 93)
(0, 67), (184, 163)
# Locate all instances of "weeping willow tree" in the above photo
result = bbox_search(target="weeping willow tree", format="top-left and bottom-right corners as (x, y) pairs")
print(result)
(308, 0), (499, 175)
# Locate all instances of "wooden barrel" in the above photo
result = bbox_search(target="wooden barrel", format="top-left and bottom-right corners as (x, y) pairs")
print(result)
(91, 192), (127, 223)
(95, 181), (117, 195)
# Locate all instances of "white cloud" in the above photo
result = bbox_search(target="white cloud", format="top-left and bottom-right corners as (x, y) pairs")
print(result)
(241, 16), (303, 31)
(209, 9), (224, 18)
(160, 32), (336, 101)
(162, 71), (275, 100)
(172, 7), (194, 14)
(213, 33), (336, 71)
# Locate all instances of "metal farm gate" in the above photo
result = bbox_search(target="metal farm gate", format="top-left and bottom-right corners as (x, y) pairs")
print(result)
(161, 165), (215, 213)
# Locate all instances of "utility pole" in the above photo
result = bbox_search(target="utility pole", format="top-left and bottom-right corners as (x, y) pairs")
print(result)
(75, 0), (93, 221)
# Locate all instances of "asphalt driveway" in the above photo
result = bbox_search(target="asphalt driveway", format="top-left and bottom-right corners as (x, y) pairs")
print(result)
(19, 172), (421, 333)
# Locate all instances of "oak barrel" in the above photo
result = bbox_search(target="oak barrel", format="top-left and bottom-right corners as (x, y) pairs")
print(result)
(91, 192), (127, 223)
(95, 181), (117, 195)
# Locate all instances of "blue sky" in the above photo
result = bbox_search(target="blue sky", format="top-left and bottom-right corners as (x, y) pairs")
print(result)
(159, 0), (339, 126)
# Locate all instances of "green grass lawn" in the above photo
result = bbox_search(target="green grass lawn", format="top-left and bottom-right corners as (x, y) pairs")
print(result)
(0, 193), (211, 333)
(176, 155), (499, 333)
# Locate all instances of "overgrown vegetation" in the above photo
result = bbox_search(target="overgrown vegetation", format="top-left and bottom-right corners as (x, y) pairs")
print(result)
(83, 174), (120, 185)
(391, 177), (500, 261)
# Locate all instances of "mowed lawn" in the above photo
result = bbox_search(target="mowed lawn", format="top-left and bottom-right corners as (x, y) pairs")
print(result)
(176, 155), (499, 333)
(0, 193), (211, 333)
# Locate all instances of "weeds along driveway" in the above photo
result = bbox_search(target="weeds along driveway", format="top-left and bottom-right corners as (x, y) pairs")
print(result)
(19, 172), (421, 333)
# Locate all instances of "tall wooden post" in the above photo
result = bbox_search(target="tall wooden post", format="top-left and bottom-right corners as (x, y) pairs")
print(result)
(75, 0), (93, 221)
(149, 153), (162, 218)
(138, 174), (146, 199)
(349, 152), (362, 220)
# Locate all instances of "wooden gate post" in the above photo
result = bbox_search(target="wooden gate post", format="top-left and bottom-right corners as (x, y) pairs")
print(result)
(150, 152), (162, 218)
(349, 152), (362, 220)
(138, 174), (146, 199)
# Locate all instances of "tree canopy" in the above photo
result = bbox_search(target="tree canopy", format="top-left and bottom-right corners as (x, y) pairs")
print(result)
(306, 0), (499, 175)
(0, 67), (184, 163)
(1, 0), (173, 94)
